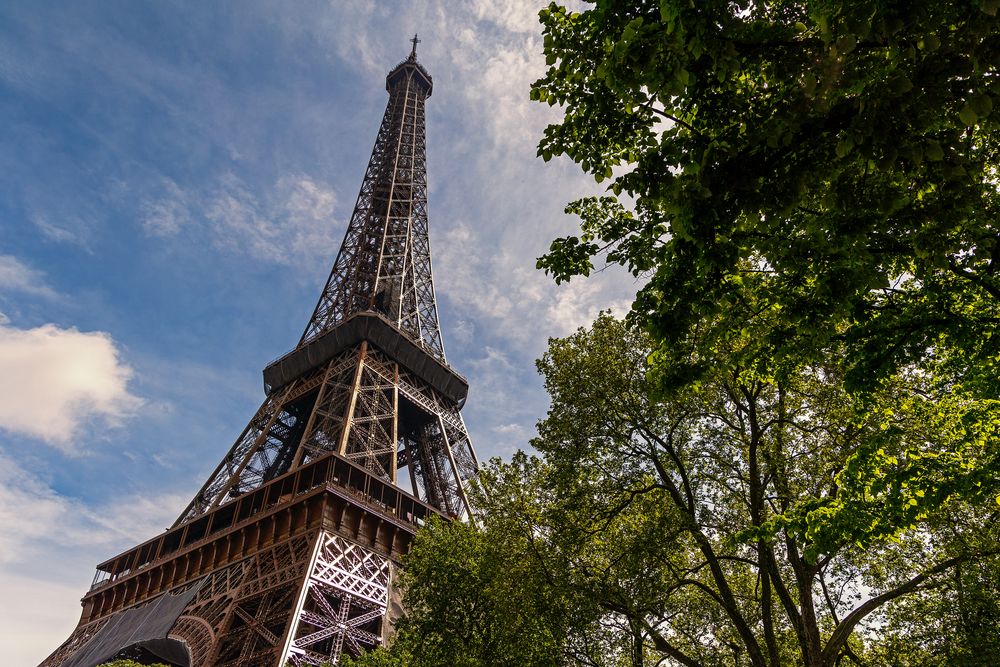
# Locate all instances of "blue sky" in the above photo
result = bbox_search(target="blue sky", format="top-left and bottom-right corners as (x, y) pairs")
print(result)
(0, 2), (634, 662)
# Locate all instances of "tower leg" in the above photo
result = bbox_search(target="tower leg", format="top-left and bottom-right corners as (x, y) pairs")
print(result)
(283, 533), (390, 665)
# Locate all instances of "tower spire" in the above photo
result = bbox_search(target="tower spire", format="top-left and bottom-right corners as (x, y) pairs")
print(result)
(410, 33), (420, 60)
(300, 42), (437, 355)
(43, 47), (479, 667)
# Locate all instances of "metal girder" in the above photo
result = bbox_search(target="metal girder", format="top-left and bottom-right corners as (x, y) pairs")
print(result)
(300, 54), (445, 361)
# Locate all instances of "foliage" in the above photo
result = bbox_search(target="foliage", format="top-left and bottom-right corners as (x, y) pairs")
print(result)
(98, 661), (169, 667)
(531, 0), (1000, 557)
(868, 540), (1000, 667)
(533, 0), (1000, 394)
(344, 512), (582, 667)
(371, 315), (998, 667)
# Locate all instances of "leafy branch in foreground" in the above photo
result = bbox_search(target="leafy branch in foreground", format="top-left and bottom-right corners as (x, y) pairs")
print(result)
(533, 0), (1000, 396)
(530, 1), (1000, 624)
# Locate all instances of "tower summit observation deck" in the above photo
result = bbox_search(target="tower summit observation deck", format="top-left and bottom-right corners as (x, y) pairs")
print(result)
(43, 39), (481, 667)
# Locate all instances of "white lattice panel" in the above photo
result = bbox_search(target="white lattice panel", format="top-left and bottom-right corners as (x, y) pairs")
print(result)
(284, 532), (391, 666)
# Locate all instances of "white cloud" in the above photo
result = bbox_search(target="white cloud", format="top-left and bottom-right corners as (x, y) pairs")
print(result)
(0, 456), (182, 563)
(436, 222), (632, 348)
(494, 422), (527, 435)
(449, 28), (548, 151)
(451, 318), (475, 344)
(0, 451), (186, 665)
(206, 173), (340, 269)
(31, 213), (90, 248)
(275, 175), (340, 260)
(0, 321), (142, 451)
(545, 277), (634, 335)
(471, 0), (547, 34)
(0, 255), (59, 299)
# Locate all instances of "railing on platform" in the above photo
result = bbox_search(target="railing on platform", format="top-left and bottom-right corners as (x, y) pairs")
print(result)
(90, 450), (441, 591)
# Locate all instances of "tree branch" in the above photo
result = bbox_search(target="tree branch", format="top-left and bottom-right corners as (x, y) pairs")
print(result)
(821, 553), (988, 664)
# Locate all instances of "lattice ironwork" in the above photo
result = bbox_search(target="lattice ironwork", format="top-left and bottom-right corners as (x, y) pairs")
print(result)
(213, 584), (300, 667)
(167, 534), (316, 667)
(301, 49), (443, 359)
(46, 42), (480, 667)
(177, 338), (477, 526)
(285, 533), (391, 666)
(175, 366), (332, 525)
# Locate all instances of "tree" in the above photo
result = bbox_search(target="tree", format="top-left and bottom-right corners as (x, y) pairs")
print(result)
(868, 528), (1000, 667)
(342, 509), (596, 667)
(533, 0), (1000, 388)
(531, 0), (1000, 556)
(530, 314), (999, 667)
(368, 315), (998, 667)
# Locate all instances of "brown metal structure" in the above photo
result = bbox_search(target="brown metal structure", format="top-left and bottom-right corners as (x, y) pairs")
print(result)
(43, 40), (480, 667)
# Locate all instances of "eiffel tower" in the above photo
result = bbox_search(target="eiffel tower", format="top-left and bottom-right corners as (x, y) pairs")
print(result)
(43, 38), (480, 667)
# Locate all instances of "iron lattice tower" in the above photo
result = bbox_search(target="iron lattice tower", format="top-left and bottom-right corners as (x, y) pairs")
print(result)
(43, 41), (480, 667)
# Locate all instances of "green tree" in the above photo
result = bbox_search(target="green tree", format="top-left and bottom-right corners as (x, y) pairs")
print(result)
(343, 508), (597, 667)
(868, 529), (1000, 667)
(531, 0), (1000, 558)
(368, 316), (998, 667)
(392, 316), (1000, 667)
(528, 315), (999, 666)
(533, 0), (1000, 393)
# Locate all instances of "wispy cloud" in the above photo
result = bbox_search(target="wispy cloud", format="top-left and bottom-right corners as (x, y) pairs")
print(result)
(470, 0), (549, 34)
(140, 178), (192, 236)
(0, 255), (59, 299)
(0, 453), (180, 565)
(0, 320), (142, 451)
(435, 222), (632, 348)
(31, 213), (93, 251)
(206, 173), (340, 270)
(142, 173), (340, 273)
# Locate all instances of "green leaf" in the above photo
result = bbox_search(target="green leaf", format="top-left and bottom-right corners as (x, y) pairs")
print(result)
(889, 75), (913, 94)
(959, 104), (979, 126)
(836, 136), (854, 158)
(970, 93), (994, 118)
(925, 140), (944, 161)
(836, 34), (857, 53)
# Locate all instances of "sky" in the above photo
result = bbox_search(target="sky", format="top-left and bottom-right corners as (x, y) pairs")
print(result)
(0, 2), (636, 663)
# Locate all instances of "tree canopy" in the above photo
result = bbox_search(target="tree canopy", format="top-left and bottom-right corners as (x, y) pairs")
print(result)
(530, 0), (1000, 565)
(533, 0), (1000, 394)
(358, 315), (999, 667)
